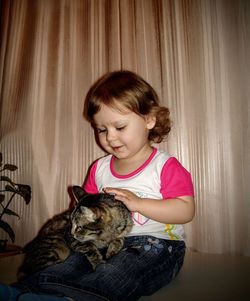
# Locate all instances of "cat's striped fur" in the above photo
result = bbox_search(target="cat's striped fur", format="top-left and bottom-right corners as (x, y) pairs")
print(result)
(18, 186), (133, 279)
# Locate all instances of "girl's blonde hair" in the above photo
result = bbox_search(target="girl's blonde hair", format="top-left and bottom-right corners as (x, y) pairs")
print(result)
(83, 70), (171, 143)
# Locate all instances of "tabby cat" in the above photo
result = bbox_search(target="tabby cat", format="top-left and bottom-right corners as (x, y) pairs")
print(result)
(18, 186), (133, 280)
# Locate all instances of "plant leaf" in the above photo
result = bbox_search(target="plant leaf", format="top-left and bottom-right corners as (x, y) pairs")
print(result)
(0, 220), (15, 242)
(16, 184), (32, 204)
(0, 194), (4, 203)
(0, 175), (15, 185)
(5, 184), (17, 193)
(3, 164), (18, 171)
(3, 208), (20, 219)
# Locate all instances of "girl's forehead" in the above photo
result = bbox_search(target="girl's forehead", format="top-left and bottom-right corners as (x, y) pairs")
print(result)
(95, 103), (131, 118)
(101, 100), (130, 112)
(93, 104), (143, 126)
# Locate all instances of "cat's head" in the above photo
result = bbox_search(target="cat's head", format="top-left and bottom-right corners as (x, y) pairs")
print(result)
(70, 186), (115, 242)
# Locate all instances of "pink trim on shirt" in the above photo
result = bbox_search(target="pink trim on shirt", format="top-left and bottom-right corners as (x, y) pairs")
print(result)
(83, 160), (99, 193)
(110, 147), (158, 179)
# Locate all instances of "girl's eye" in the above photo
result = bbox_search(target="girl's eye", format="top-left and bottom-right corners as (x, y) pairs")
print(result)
(116, 126), (126, 131)
(97, 128), (106, 133)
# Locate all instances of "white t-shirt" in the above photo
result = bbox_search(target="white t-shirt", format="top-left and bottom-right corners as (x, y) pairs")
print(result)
(84, 148), (194, 240)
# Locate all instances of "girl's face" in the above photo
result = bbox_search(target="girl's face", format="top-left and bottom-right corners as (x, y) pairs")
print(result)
(93, 103), (156, 161)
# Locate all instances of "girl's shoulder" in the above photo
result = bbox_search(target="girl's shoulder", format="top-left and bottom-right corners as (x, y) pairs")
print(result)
(153, 149), (191, 176)
(93, 154), (112, 172)
(152, 148), (172, 164)
(97, 153), (112, 164)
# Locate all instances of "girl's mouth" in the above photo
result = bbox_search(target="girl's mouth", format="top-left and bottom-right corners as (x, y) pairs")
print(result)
(112, 145), (123, 151)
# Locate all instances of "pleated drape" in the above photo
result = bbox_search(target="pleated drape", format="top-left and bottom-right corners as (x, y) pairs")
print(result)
(0, 0), (249, 255)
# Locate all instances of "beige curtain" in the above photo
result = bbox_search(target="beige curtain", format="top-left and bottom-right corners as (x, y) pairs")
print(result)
(0, 0), (249, 255)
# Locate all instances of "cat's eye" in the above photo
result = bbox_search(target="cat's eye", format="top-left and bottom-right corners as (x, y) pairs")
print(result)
(84, 220), (102, 230)
(76, 226), (83, 232)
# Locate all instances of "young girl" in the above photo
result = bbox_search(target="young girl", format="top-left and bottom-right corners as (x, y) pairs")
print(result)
(81, 70), (195, 299)
(0, 70), (194, 301)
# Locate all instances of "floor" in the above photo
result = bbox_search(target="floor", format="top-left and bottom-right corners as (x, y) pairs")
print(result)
(0, 250), (250, 301)
(140, 250), (250, 301)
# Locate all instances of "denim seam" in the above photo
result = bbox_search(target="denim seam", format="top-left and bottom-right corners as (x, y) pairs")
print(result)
(41, 283), (110, 301)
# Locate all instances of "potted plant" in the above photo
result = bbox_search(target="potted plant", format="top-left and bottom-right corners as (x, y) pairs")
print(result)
(0, 152), (31, 254)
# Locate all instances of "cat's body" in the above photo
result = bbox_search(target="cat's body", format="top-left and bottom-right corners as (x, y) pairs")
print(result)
(18, 186), (133, 279)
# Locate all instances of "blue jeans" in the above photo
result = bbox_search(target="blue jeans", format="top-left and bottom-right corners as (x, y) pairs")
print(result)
(16, 236), (185, 301)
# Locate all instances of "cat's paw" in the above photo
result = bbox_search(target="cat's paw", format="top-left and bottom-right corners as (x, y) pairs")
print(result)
(90, 258), (106, 270)
(87, 253), (105, 269)
(106, 238), (124, 259)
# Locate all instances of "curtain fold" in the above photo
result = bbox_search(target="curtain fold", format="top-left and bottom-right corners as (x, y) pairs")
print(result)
(0, 0), (249, 255)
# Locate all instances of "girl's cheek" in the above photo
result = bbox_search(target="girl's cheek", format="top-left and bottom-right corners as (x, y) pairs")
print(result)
(99, 135), (106, 143)
(98, 138), (106, 147)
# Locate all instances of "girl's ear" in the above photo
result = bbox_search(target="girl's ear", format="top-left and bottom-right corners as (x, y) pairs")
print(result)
(72, 186), (87, 203)
(145, 114), (156, 130)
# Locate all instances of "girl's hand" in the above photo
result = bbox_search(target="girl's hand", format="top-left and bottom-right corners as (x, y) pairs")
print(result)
(104, 188), (195, 224)
(103, 187), (140, 212)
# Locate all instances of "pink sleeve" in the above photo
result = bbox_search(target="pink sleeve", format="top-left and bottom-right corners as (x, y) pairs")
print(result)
(160, 157), (194, 199)
(83, 160), (99, 193)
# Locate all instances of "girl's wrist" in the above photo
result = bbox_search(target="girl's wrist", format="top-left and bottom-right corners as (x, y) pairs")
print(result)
(134, 197), (148, 214)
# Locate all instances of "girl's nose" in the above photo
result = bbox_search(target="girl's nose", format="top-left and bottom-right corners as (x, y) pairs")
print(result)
(106, 129), (116, 142)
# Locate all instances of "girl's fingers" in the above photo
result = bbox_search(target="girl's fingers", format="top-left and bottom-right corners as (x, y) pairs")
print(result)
(103, 187), (117, 193)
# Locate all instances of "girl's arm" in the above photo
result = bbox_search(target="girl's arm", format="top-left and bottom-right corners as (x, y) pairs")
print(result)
(103, 188), (195, 224)
(105, 157), (195, 224)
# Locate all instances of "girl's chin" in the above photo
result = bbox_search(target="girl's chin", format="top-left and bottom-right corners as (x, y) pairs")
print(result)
(111, 151), (129, 159)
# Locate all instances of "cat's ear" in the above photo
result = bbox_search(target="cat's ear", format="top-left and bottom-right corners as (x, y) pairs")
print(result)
(72, 186), (87, 203)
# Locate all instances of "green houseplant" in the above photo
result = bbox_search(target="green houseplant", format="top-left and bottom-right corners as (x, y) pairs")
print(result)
(0, 152), (31, 252)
